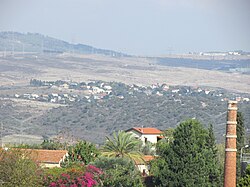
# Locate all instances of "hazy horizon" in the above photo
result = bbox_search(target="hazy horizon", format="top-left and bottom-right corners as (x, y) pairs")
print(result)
(0, 0), (250, 56)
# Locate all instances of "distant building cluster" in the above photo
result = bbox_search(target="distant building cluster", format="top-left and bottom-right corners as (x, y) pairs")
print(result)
(7, 79), (249, 105)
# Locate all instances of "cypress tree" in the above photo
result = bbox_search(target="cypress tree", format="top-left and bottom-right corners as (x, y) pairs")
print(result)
(152, 119), (222, 187)
(237, 112), (245, 179)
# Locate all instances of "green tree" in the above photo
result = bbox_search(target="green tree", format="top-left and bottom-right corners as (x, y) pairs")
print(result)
(207, 124), (217, 156)
(237, 112), (245, 179)
(164, 128), (175, 143)
(40, 139), (67, 150)
(92, 157), (144, 187)
(151, 119), (222, 187)
(0, 149), (43, 187)
(101, 131), (144, 163)
(63, 140), (99, 166)
(237, 165), (250, 187)
(206, 124), (222, 185)
(140, 141), (156, 155)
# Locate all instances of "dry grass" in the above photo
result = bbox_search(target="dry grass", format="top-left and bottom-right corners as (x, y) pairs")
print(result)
(0, 53), (249, 93)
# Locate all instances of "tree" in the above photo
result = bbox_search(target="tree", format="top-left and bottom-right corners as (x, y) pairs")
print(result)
(237, 165), (250, 187)
(207, 124), (217, 156)
(63, 140), (99, 166)
(164, 128), (175, 143)
(0, 149), (43, 187)
(237, 112), (245, 179)
(151, 119), (222, 187)
(101, 131), (144, 163)
(92, 157), (144, 187)
(140, 141), (156, 155)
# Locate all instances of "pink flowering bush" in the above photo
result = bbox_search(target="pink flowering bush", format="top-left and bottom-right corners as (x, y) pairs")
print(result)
(45, 165), (103, 187)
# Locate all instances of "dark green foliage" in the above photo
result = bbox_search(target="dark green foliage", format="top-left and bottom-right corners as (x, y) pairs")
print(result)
(207, 124), (217, 156)
(237, 165), (250, 187)
(237, 112), (245, 180)
(63, 140), (99, 166)
(151, 119), (222, 187)
(40, 139), (67, 150)
(92, 157), (144, 187)
(164, 128), (175, 143)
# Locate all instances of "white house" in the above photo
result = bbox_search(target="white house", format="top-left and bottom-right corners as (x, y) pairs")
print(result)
(135, 155), (155, 176)
(125, 127), (163, 145)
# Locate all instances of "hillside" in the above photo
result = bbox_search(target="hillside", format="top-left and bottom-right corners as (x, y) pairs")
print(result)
(0, 80), (249, 145)
(0, 32), (127, 57)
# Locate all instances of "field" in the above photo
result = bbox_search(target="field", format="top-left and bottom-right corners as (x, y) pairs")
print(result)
(0, 52), (250, 93)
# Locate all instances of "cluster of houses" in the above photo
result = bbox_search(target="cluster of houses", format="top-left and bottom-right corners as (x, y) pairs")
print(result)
(9, 79), (249, 105)
(0, 127), (164, 176)
(14, 93), (80, 104)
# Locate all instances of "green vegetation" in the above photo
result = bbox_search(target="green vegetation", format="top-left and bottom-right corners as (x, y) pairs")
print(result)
(151, 119), (222, 187)
(32, 82), (249, 144)
(11, 139), (68, 150)
(238, 165), (250, 187)
(0, 149), (43, 187)
(92, 157), (144, 187)
(237, 112), (246, 179)
(1, 118), (249, 186)
(63, 140), (100, 166)
(101, 131), (144, 163)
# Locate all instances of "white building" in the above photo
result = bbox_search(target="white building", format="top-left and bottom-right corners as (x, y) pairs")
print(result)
(135, 155), (155, 176)
(126, 127), (163, 175)
(126, 127), (163, 145)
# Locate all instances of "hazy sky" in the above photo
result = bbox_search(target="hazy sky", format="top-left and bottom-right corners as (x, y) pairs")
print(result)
(0, 0), (250, 55)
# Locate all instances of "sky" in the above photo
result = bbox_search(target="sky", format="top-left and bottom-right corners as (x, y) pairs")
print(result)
(0, 0), (250, 56)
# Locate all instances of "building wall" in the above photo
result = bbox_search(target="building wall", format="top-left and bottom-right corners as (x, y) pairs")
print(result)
(128, 130), (159, 144)
(40, 163), (60, 168)
(137, 164), (150, 175)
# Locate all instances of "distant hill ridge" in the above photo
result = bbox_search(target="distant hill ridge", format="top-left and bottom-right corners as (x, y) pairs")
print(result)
(0, 31), (128, 57)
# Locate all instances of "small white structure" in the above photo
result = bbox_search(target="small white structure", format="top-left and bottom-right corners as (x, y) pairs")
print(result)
(92, 86), (105, 94)
(171, 89), (179, 93)
(51, 93), (59, 97)
(136, 155), (155, 176)
(103, 85), (112, 90)
(126, 127), (163, 145)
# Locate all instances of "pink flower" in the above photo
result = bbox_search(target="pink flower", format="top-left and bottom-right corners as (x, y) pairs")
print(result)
(49, 182), (57, 187)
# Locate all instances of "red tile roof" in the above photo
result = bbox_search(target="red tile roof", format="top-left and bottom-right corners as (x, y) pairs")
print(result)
(0, 148), (68, 164)
(127, 127), (163, 134)
(143, 155), (155, 162)
(27, 149), (68, 163)
(135, 155), (155, 165)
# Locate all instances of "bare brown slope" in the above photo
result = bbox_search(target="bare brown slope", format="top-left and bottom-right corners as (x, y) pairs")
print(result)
(0, 53), (249, 93)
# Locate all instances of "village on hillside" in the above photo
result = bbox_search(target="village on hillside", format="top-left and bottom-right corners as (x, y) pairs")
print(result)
(5, 79), (249, 105)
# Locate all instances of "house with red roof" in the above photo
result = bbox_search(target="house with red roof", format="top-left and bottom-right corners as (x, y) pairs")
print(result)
(0, 148), (68, 168)
(125, 127), (163, 145)
(28, 149), (68, 168)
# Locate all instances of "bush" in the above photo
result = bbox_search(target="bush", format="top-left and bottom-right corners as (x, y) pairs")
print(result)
(92, 157), (144, 187)
(44, 165), (102, 187)
(0, 149), (43, 187)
